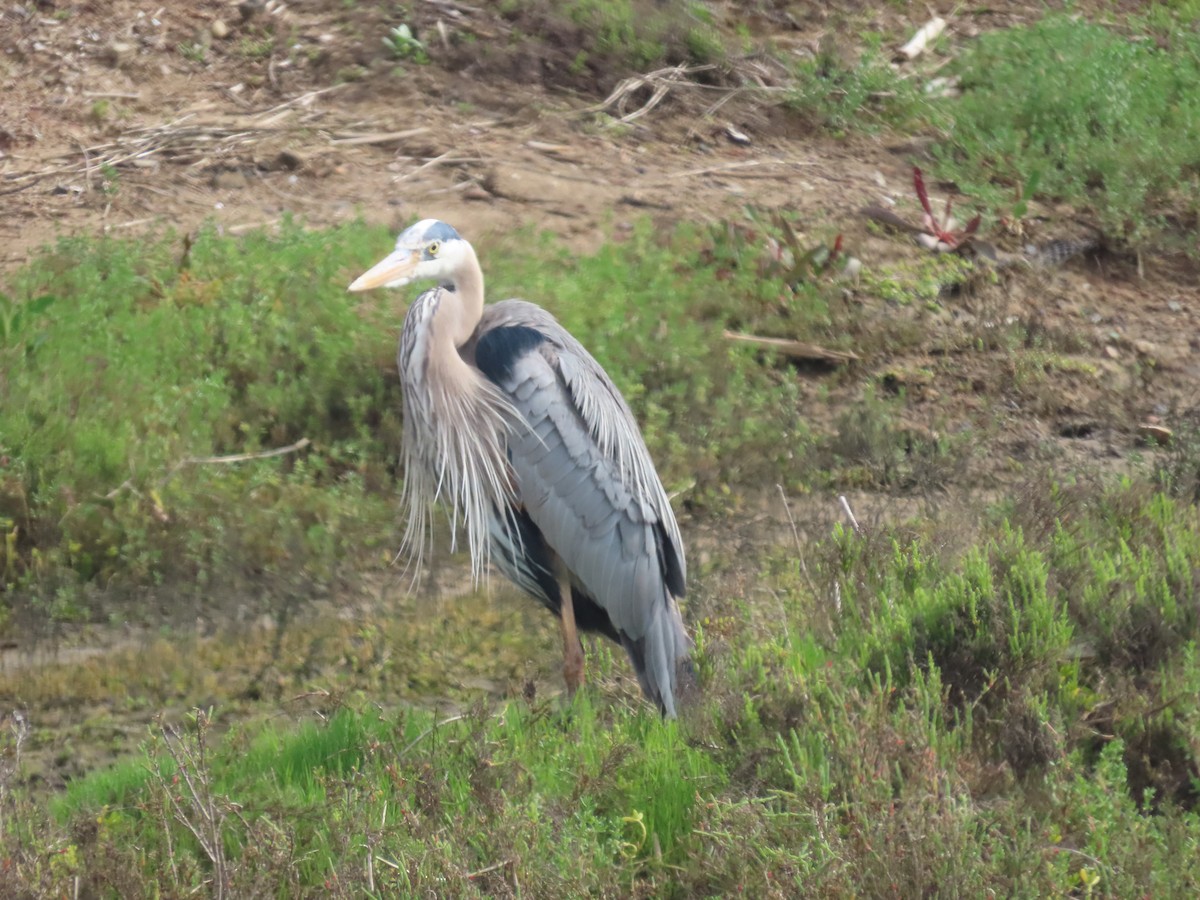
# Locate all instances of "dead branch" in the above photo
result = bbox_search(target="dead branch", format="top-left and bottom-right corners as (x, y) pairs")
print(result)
(586, 64), (717, 124)
(724, 330), (859, 365)
(168, 437), (312, 472)
(330, 127), (431, 147)
(838, 495), (863, 535)
(777, 484), (818, 599)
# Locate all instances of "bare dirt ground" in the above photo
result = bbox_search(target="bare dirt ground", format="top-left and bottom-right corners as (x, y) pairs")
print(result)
(3, 0), (1200, 787)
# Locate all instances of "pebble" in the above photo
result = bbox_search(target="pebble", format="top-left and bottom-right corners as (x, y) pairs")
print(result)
(102, 41), (135, 68)
(724, 124), (751, 146)
(273, 149), (304, 171)
(211, 19), (229, 40)
(212, 170), (248, 190)
(238, 0), (265, 22)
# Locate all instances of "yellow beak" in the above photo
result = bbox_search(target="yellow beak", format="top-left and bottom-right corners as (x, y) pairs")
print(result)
(348, 249), (420, 292)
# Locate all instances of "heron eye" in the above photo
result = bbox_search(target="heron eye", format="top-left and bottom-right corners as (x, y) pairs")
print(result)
(427, 241), (441, 257)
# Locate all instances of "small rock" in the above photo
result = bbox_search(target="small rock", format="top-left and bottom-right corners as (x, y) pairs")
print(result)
(102, 41), (135, 68)
(1133, 339), (1158, 357)
(238, 0), (265, 22)
(212, 169), (248, 190)
(1167, 299), (1183, 313)
(273, 149), (304, 171)
(724, 124), (751, 146)
(211, 19), (229, 39)
(1104, 345), (1120, 359)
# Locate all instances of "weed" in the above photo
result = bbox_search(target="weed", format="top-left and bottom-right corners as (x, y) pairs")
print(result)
(177, 41), (208, 65)
(6, 476), (1200, 895)
(858, 252), (977, 306)
(236, 36), (275, 60)
(934, 16), (1200, 248)
(787, 32), (929, 132)
(98, 162), (119, 197)
(1158, 406), (1200, 501)
(910, 166), (981, 252)
(146, 710), (232, 897)
(88, 99), (110, 124)
(382, 24), (428, 64)
(0, 221), (402, 626)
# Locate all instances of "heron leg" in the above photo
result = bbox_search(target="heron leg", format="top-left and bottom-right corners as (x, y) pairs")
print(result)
(558, 577), (585, 698)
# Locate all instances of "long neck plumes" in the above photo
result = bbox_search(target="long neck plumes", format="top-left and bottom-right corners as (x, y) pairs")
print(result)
(395, 248), (517, 586)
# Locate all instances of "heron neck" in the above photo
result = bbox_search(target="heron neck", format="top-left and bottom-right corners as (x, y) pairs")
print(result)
(447, 245), (485, 348)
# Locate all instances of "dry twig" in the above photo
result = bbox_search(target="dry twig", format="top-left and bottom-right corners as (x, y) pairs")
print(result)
(838, 495), (863, 535)
(586, 64), (717, 124)
(724, 331), (859, 365)
(150, 711), (231, 899)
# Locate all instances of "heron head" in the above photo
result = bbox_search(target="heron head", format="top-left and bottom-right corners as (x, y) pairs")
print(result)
(348, 219), (468, 291)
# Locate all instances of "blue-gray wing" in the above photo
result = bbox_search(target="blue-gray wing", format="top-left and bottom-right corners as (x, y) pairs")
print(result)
(473, 300), (689, 714)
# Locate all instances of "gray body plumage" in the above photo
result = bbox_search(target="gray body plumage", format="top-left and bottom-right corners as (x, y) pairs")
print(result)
(469, 301), (690, 715)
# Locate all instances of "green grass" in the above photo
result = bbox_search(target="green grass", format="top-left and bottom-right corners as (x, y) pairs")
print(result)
(0, 219), (820, 628)
(562, 0), (722, 71)
(786, 32), (931, 133)
(2, 212), (1199, 896)
(7, 478), (1200, 896)
(0, 221), (402, 622)
(933, 15), (1200, 247)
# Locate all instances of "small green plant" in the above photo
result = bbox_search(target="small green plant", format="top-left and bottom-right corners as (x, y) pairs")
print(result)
(98, 162), (120, 197)
(787, 33), (929, 131)
(0, 291), (55, 345)
(382, 24), (429, 63)
(236, 36), (275, 60)
(177, 41), (208, 65)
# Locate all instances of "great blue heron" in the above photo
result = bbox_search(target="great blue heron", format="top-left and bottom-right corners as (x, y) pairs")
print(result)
(349, 219), (691, 716)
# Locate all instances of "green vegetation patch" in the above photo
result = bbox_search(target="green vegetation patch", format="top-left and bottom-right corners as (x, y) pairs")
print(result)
(0, 220), (814, 627)
(0, 221), (402, 624)
(787, 33), (931, 133)
(8, 480), (1200, 896)
(935, 15), (1200, 247)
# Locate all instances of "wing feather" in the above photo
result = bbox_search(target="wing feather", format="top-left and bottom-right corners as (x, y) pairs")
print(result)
(472, 303), (690, 714)
(478, 301), (686, 592)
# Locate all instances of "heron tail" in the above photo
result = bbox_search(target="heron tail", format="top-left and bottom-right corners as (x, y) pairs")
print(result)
(621, 599), (693, 718)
